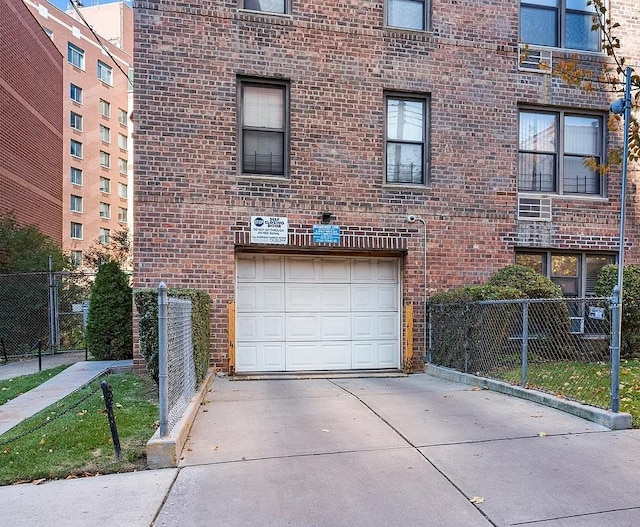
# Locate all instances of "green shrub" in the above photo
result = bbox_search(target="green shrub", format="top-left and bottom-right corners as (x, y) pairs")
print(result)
(429, 284), (525, 304)
(487, 265), (563, 298)
(595, 264), (640, 358)
(133, 288), (211, 385)
(86, 261), (132, 360)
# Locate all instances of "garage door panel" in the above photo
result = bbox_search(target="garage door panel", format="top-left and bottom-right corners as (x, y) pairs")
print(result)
(237, 256), (284, 282)
(286, 284), (350, 312)
(352, 285), (398, 311)
(352, 313), (398, 340)
(237, 284), (285, 312)
(286, 314), (350, 340)
(353, 342), (399, 368)
(352, 259), (398, 283)
(237, 314), (285, 341)
(318, 259), (350, 282)
(287, 342), (350, 370)
(236, 343), (286, 372)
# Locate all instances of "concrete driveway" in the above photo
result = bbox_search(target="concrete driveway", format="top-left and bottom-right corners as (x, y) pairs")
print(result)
(154, 374), (640, 527)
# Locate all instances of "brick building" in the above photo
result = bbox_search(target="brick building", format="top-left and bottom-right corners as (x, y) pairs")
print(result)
(134, 1), (640, 374)
(25, 0), (134, 268)
(0, 0), (63, 244)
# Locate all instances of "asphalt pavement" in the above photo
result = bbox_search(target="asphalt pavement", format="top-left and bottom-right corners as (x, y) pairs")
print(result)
(2, 372), (640, 526)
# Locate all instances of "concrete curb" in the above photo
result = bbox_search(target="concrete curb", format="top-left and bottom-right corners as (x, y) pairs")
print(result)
(425, 364), (632, 430)
(146, 369), (216, 469)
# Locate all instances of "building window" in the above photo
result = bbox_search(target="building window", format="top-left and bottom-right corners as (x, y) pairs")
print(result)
(99, 99), (111, 117)
(100, 125), (111, 143)
(241, 0), (288, 14)
(118, 158), (128, 174)
(385, 94), (428, 185)
(518, 109), (604, 196)
(44, 27), (53, 40)
(118, 182), (128, 198)
(516, 251), (615, 296)
(100, 176), (111, 193)
(67, 43), (84, 69)
(70, 167), (83, 185)
(97, 60), (113, 85)
(118, 108), (128, 126)
(118, 207), (128, 223)
(387, 0), (429, 31)
(70, 194), (83, 213)
(70, 250), (82, 268)
(99, 202), (111, 219)
(70, 84), (82, 103)
(240, 80), (287, 176)
(70, 222), (83, 240)
(99, 151), (111, 168)
(70, 139), (83, 158)
(99, 228), (111, 244)
(118, 133), (128, 150)
(70, 111), (83, 131)
(520, 0), (600, 52)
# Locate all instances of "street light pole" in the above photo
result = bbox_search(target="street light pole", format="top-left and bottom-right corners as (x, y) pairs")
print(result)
(610, 66), (632, 413)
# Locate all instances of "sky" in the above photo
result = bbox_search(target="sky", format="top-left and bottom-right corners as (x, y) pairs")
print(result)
(47, 0), (131, 12)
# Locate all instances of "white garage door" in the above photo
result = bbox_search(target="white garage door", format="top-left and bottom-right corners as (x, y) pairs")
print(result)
(236, 255), (400, 372)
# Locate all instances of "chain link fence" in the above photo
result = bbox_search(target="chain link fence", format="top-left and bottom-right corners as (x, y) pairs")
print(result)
(429, 297), (613, 409)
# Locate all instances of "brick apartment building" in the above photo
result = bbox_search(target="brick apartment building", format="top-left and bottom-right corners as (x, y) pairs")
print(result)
(0, 0), (63, 244)
(25, 0), (134, 268)
(134, 1), (640, 374)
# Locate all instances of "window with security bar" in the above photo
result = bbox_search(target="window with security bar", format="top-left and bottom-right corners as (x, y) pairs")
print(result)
(518, 109), (604, 196)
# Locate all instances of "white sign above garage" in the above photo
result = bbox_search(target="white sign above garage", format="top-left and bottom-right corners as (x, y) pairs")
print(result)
(250, 216), (288, 245)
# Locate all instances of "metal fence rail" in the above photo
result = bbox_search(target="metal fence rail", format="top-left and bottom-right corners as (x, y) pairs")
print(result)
(429, 297), (613, 409)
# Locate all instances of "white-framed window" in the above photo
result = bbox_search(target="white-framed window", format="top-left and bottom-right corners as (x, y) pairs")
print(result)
(118, 207), (128, 223)
(70, 167), (83, 185)
(118, 158), (128, 174)
(70, 139), (83, 158)
(70, 250), (83, 268)
(387, 0), (429, 31)
(118, 133), (128, 150)
(518, 108), (604, 196)
(99, 202), (111, 219)
(118, 182), (128, 198)
(70, 84), (82, 103)
(70, 111), (82, 131)
(241, 0), (289, 14)
(385, 93), (429, 185)
(100, 124), (111, 143)
(70, 194), (83, 213)
(67, 43), (84, 69)
(44, 27), (53, 40)
(70, 222), (83, 239)
(118, 108), (128, 126)
(520, 0), (600, 52)
(99, 151), (111, 168)
(240, 79), (288, 176)
(99, 228), (111, 244)
(99, 99), (111, 117)
(97, 60), (113, 85)
(99, 176), (111, 194)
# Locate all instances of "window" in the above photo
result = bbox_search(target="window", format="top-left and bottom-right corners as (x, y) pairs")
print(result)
(520, 0), (600, 52)
(70, 222), (83, 239)
(240, 81), (288, 176)
(518, 109), (604, 196)
(70, 167), (83, 185)
(100, 125), (111, 143)
(99, 151), (111, 168)
(118, 108), (128, 126)
(70, 111), (83, 131)
(97, 60), (113, 85)
(387, 0), (429, 31)
(118, 182), (128, 198)
(118, 133), (128, 150)
(70, 84), (82, 104)
(385, 94), (428, 185)
(241, 0), (288, 14)
(70, 139), (83, 158)
(99, 202), (111, 219)
(99, 99), (111, 117)
(99, 228), (110, 244)
(44, 27), (53, 40)
(118, 207), (128, 223)
(100, 176), (111, 193)
(516, 251), (615, 296)
(70, 250), (82, 268)
(67, 43), (84, 68)
(70, 194), (83, 213)
(118, 158), (128, 174)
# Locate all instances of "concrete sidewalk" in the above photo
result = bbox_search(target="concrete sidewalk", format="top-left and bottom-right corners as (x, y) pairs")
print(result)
(1, 373), (640, 526)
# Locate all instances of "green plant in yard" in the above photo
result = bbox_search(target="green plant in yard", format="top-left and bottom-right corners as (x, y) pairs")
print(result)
(487, 265), (563, 298)
(86, 261), (132, 360)
(0, 365), (69, 406)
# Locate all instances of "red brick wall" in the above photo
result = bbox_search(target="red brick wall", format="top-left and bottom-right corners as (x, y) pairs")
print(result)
(0, 0), (63, 244)
(133, 1), (640, 372)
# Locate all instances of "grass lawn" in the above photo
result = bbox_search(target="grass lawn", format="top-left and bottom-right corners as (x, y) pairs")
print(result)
(0, 365), (70, 406)
(0, 372), (158, 486)
(495, 359), (640, 427)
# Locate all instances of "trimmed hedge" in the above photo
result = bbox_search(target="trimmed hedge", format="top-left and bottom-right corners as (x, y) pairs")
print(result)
(487, 265), (563, 298)
(133, 288), (211, 385)
(429, 284), (525, 304)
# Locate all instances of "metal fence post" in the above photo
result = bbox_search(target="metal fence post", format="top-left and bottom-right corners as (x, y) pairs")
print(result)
(610, 286), (621, 413)
(158, 282), (169, 436)
(48, 256), (56, 354)
(521, 300), (529, 388)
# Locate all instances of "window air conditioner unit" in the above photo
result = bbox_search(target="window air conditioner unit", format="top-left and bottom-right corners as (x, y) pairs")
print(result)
(518, 44), (552, 74)
(517, 196), (552, 221)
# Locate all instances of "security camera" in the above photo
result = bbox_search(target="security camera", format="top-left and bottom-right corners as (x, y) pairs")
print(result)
(407, 215), (417, 223)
